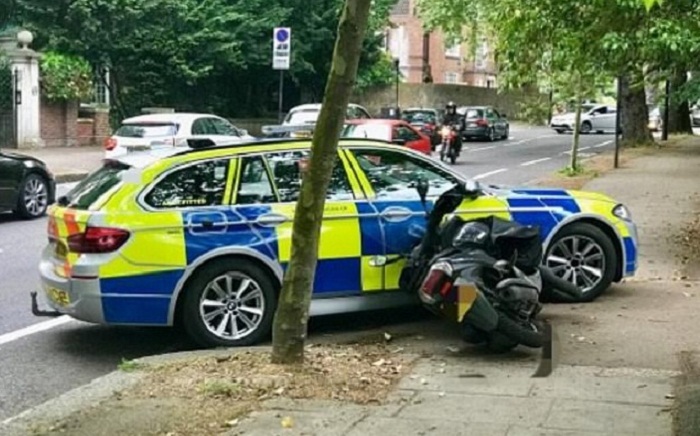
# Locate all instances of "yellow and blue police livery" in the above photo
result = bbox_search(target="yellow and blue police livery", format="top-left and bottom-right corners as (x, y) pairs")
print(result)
(38, 139), (638, 348)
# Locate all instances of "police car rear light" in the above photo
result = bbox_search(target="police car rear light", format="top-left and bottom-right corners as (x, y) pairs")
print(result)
(68, 227), (130, 253)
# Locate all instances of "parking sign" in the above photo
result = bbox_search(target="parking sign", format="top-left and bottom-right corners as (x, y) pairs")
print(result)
(273, 27), (291, 70)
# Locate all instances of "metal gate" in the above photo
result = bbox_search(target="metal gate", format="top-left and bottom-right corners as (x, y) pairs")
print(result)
(0, 61), (17, 148)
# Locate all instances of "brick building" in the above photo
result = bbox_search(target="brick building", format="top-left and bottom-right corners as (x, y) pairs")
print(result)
(385, 0), (497, 88)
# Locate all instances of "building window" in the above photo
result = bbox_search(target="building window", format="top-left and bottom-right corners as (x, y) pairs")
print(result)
(475, 39), (488, 71)
(93, 66), (110, 106)
(444, 72), (459, 84)
(445, 43), (461, 58)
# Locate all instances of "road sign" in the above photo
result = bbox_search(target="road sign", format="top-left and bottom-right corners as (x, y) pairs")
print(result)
(273, 27), (291, 70)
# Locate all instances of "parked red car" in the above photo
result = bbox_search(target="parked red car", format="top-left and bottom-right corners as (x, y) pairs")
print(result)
(342, 119), (432, 155)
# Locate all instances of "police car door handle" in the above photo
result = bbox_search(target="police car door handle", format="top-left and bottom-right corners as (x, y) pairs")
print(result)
(380, 206), (413, 222)
(256, 213), (289, 227)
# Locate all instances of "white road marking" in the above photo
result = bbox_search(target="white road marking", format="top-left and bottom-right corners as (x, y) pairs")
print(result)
(468, 145), (497, 152)
(579, 146), (592, 151)
(520, 157), (552, 167)
(504, 134), (560, 147)
(473, 168), (508, 180)
(0, 316), (73, 348)
(593, 140), (614, 148)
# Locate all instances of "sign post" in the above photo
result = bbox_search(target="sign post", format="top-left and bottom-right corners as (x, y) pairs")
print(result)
(273, 27), (291, 124)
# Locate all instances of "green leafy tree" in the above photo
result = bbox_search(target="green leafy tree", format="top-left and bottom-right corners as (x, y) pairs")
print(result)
(40, 51), (93, 102)
(271, 0), (373, 364)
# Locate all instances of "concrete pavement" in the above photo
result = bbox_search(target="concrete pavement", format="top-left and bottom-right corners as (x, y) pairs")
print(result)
(229, 361), (675, 436)
(18, 145), (103, 183)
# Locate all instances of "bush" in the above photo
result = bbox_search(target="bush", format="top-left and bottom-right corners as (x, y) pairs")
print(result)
(40, 52), (93, 102)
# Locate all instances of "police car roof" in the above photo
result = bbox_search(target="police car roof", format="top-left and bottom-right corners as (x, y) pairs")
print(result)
(113, 137), (398, 169)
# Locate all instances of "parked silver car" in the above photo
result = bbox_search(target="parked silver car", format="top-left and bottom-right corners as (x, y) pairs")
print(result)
(551, 104), (617, 134)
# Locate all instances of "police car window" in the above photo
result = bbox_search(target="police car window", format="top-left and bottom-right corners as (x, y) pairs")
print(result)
(351, 149), (459, 200)
(266, 151), (355, 202)
(236, 156), (277, 204)
(145, 159), (229, 208)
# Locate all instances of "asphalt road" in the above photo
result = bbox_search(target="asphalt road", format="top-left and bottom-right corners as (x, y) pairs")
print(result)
(0, 125), (618, 422)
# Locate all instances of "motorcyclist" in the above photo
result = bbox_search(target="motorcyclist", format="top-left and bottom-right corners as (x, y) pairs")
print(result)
(441, 101), (464, 154)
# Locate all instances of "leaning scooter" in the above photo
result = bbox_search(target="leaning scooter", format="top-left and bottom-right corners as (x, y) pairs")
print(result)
(400, 181), (582, 352)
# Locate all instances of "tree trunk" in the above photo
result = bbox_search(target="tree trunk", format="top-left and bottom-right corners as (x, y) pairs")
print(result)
(619, 74), (654, 146)
(668, 68), (693, 134)
(270, 0), (372, 365)
(570, 92), (583, 171)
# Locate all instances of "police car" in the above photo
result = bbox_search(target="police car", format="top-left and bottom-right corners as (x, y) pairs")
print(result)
(36, 139), (638, 348)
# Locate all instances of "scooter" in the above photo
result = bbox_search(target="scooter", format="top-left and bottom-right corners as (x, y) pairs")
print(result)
(400, 181), (582, 352)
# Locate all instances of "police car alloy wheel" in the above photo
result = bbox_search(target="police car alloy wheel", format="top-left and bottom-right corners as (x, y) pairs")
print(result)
(182, 259), (277, 348)
(544, 223), (617, 302)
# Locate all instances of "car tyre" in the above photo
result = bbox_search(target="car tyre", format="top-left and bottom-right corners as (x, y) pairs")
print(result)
(544, 222), (617, 303)
(487, 128), (496, 142)
(580, 121), (592, 134)
(501, 126), (509, 140)
(555, 129), (565, 134)
(182, 258), (277, 348)
(15, 173), (49, 219)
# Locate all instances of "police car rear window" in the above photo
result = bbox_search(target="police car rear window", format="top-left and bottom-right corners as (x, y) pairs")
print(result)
(115, 123), (178, 138)
(61, 161), (129, 210)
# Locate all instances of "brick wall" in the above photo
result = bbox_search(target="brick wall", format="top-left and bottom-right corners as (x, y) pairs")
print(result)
(352, 83), (545, 120)
(39, 101), (111, 147)
(40, 100), (78, 147)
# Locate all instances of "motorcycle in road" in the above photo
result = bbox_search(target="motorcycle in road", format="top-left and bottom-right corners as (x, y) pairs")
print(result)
(438, 124), (460, 164)
(399, 181), (582, 352)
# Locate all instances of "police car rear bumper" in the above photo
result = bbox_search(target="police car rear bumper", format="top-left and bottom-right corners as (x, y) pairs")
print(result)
(37, 249), (105, 324)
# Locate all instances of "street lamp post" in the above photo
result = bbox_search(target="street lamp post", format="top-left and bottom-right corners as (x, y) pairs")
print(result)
(393, 58), (400, 118)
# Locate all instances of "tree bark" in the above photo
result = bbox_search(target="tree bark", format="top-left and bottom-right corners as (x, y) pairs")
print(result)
(668, 68), (693, 135)
(619, 74), (654, 146)
(271, 0), (373, 365)
(570, 92), (583, 171)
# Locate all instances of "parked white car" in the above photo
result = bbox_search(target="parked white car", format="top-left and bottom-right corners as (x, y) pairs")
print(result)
(550, 104), (617, 134)
(282, 103), (372, 125)
(104, 113), (255, 158)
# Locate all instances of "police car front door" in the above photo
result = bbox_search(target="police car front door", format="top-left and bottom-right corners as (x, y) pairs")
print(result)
(346, 147), (463, 290)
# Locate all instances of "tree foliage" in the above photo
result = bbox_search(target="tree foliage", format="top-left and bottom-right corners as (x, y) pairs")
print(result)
(417, 0), (700, 144)
(12, 0), (397, 118)
(39, 51), (93, 101)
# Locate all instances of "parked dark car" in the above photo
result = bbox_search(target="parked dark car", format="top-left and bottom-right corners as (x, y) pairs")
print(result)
(401, 108), (442, 146)
(458, 106), (510, 141)
(0, 150), (55, 219)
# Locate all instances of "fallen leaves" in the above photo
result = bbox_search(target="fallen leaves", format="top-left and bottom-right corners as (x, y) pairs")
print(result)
(100, 344), (414, 436)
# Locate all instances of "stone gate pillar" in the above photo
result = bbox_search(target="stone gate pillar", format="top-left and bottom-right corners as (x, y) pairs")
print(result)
(0, 29), (42, 148)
